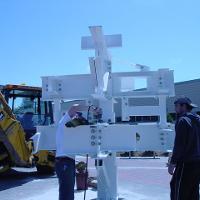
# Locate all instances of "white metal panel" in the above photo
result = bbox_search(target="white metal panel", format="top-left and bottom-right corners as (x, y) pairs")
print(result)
(81, 34), (122, 50)
(112, 70), (175, 97)
(35, 125), (57, 151)
(126, 106), (161, 116)
(100, 124), (136, 152)
(33, 123), (174, 154)
(133, 123), (174, 151)
(35, 125), (97, 154)
(34, 124), (137, 155)
(41, 74), (95, 101)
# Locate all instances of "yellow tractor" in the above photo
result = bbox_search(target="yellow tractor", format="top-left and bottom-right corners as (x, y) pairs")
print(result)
(0, 84), (55, 174)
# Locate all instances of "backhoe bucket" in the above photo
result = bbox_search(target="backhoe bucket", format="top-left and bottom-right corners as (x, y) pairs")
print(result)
(0, 108), (31, 172)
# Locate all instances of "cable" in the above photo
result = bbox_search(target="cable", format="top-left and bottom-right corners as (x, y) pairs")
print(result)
(83, 154), (89, 200)
(87, 105), (92, 122)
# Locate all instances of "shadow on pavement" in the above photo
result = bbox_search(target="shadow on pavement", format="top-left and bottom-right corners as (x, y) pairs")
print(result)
(90, 199), (125, 200)
(0, 168), (56, 191)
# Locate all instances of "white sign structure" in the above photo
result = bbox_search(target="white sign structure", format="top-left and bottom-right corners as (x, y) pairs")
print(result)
(32, 26), (175, 200)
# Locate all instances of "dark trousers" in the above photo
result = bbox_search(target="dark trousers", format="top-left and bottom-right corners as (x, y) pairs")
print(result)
(55, 157), (75, 200)
(170, 161), (200, 200)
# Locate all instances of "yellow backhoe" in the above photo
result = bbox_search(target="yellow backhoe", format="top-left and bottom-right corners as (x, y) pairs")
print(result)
(0, 85), (55, 174)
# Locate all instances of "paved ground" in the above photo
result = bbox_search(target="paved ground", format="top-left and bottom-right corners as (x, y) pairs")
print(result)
(0, 157), (171, 200)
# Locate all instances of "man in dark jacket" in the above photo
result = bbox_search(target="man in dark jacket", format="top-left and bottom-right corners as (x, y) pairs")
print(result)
(168, 97), (200, 200)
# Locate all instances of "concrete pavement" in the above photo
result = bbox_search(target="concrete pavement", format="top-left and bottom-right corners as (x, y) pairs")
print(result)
(0, 157), (171, 200)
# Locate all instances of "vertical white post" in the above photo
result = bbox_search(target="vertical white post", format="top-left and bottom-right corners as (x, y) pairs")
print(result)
(105, 153), (118, 200)
(159, 95), (167, 127)
(54, 99), (61, 125)
(99, 100), (115, 123)
(97, 153), (118, 200)
(121, 97), (129, 121)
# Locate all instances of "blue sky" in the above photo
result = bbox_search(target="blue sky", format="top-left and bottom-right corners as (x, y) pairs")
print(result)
(0, 0), (199, 86)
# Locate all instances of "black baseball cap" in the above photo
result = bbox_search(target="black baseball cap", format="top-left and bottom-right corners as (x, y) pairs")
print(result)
(174, 97), (198, 108)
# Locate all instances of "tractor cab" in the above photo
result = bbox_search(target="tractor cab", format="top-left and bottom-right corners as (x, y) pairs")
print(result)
(1, 84), (54, 140)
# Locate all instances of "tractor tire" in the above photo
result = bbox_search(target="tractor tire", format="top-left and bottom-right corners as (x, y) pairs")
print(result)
(0, 164), (10, 174)
(36, 164), (55, 175)
(0, 142), (11, 174)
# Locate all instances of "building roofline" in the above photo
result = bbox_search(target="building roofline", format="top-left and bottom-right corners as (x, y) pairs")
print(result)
(175, 78), (200, 85)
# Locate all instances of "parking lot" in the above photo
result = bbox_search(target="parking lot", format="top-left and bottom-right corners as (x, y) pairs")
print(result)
(0, 157), (171, 200)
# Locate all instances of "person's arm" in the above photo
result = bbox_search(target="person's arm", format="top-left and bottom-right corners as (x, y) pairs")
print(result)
(57, 104), (101, 128)
(58, 112), (71, 127)
(170, 117), (190, 164)
(58, 104), (88, 128)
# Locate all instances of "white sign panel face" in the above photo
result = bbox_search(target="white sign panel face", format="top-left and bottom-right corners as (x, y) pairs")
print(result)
(34, 124), (136, 155)
(112, 69), (175, 97)
(100, 124), (136, 152)
(41, 74), (95, 101)
(33, 123), (174, 154)
(133, 123), (175, 151)
(35, 125), (97, 154)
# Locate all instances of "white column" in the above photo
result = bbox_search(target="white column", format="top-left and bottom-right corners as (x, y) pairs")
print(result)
(97, 153), (118, 200)
(53, 99), (61, 125)
(159, 95), (167, 127)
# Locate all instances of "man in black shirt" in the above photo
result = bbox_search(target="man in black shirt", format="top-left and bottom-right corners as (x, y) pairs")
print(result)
(168, 97), (200, 200)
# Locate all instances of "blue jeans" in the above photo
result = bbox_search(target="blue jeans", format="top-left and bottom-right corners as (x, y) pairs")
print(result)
(55, 158), (75, 200)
